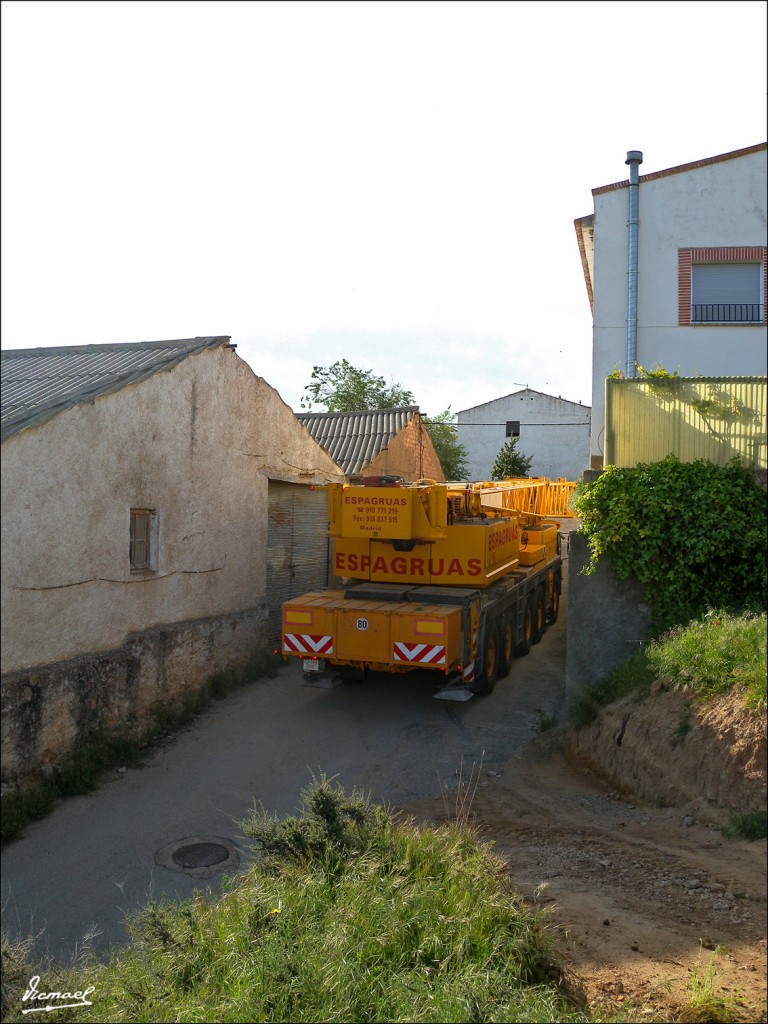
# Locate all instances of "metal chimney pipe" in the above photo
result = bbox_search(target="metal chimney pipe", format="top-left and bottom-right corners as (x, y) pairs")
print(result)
(625, 150), (643, 378)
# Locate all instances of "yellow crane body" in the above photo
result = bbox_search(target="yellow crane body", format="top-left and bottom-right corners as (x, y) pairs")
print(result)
(282, 478), (576, 697)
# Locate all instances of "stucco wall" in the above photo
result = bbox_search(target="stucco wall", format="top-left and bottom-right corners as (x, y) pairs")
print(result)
(456, 390), (591, 481)
(1, 345), (343, 779)
(1, 345), (342, 675)
(590, 147), (768, 466)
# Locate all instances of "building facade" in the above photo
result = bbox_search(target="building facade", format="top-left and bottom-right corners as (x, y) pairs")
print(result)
(575, 143), (767, 470)
(1, 338), (343, 782)
(456, 389), (591, 481)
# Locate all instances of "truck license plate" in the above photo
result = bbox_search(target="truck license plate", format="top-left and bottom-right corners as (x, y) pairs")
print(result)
(303, 658), (321, 673)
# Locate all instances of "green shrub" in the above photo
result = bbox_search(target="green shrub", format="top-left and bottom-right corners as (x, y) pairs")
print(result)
(573, 456), (767, 631)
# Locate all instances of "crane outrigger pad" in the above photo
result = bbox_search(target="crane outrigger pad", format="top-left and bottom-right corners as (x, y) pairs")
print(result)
(302, 672), (341, 689)
(433, 681), (474, 701)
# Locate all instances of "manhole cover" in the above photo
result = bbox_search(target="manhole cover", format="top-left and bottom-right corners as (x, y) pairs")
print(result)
(155, 834), (241, 878)
(171, 842), (230, 869)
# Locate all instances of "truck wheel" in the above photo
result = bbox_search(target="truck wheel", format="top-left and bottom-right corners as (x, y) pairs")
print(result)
(515, 595), (534, 657)
(546, 574), (561, 625)
(472, 623), (499, 695)
(532, 587), (546, 644)
(497, 615), (514, 679)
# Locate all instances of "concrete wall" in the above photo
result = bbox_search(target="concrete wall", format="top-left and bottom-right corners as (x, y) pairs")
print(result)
(590, 147), (768, 467)
(1, 345), (343, 781)
(565, 530), (654, 708)
(456, 389), (591, 481)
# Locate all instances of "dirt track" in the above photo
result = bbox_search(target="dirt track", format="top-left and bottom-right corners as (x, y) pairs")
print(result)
(403, 727), (767, 1022)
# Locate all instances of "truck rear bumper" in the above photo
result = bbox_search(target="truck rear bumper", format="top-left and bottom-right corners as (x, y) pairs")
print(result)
(282, 588), (469, 675)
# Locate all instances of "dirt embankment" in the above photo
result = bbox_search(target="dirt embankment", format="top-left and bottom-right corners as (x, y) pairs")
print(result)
(404, 692), (767, 1022)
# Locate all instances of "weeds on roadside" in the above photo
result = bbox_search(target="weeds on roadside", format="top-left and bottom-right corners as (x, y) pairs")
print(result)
(2, 778), (611, 1023)
(646, 610), (766, 713)
(568, 609), (767, 728)
(721, 810), (768, 841)
(536, 708), (559, 733)
(676, 947), (741, 1023)
(438, 751), (485, 825)
(569, 649), (656, 728)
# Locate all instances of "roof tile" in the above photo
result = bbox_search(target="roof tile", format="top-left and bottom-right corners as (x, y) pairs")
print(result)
(296, 407), (419, 474)
(1, 337), (231, 440)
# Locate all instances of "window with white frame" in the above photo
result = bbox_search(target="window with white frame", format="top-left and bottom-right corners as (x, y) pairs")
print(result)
(130, 509), (158, 570)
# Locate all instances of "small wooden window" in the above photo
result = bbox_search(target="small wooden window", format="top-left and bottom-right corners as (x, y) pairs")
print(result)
(130, 509), (156, 570)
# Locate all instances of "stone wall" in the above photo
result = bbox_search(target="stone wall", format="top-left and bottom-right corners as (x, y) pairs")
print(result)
(1, 604), (267, 786)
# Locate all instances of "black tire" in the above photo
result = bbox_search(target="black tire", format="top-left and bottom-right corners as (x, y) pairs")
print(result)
(532, 586), (546, 644)
(546, 573), (561, 625)
(515, 595), (534, 657)
(472, 622), (500, 695)
(497, 614), (514, 679)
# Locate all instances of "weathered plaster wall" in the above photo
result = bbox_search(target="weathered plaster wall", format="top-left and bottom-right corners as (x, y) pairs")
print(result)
(0, 346), (343, 779)
(457, 390), (591, 481)
(1, 346), (341, 674)
(590, 147), (768, 466)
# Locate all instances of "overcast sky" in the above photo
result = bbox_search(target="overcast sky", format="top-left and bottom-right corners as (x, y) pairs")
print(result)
(2, 0), (766, 416)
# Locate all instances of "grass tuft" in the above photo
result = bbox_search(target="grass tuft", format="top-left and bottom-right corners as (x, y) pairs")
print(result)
(721, 811), (768, 841)
(569, 609), (767, 728)
(676, 949), (741, 1023)
(1, 779), (610, 1023)
(646, 610), (766, 712)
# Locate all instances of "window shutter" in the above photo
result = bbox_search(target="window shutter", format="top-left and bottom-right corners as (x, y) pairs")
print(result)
(692, 264), (760, 304)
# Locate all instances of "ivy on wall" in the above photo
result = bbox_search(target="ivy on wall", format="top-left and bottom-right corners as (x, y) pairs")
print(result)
(574, 455), (768, 631)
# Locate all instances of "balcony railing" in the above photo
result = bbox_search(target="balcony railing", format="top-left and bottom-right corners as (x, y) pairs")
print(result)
(691, 303), (763, 323)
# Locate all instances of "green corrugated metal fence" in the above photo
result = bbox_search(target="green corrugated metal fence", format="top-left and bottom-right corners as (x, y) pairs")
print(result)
(604, 377), (767, 469)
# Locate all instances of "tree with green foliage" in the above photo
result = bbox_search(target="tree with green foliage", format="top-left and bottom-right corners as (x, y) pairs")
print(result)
(301, 359), (415, 411)
(573, 455), (768, 631)
(491, 437), (533, 478)
(423, 408), (469, 480)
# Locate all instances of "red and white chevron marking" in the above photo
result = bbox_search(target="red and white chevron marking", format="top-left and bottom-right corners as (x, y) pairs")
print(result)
(463, 662), (476, 683)
(283, 633), (334, 656)
(393, 642), (446, 665)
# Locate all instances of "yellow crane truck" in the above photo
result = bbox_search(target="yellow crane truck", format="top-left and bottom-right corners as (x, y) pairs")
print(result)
(281, 476), (576, 699)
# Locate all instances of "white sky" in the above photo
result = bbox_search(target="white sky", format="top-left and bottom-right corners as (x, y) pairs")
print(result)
(2, 0), (766, 416)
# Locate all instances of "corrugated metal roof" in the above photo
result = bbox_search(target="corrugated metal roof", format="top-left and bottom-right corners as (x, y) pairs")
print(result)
(296, 407), (419, 475)
(1, 336), (232, 441)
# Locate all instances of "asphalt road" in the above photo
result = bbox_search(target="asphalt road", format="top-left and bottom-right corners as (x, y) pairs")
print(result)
(1, 590), (568, 964)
